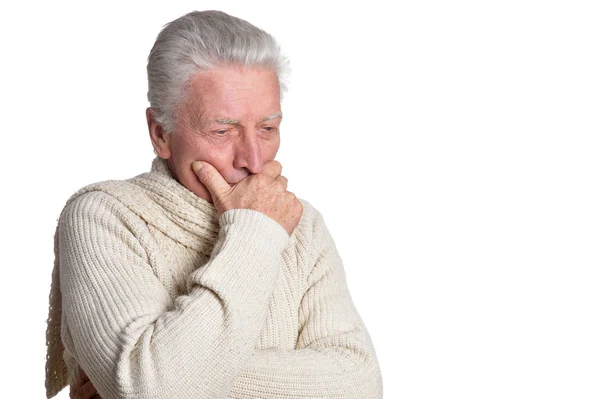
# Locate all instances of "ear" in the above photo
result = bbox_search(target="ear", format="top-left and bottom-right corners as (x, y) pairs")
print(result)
(147, 107), (172, 159)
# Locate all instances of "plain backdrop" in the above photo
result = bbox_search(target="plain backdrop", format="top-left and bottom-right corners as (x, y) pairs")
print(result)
(1, 1), (599, 398)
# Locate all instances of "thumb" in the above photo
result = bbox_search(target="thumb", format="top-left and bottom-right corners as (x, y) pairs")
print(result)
(192, 161), (230, 198)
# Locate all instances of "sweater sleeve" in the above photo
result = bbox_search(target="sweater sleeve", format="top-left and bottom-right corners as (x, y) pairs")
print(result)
(226, 211), (383, 399)
(58, 192), (289, 399)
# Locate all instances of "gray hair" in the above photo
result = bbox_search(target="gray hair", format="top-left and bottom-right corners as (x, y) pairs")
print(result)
(147, 10), (290, 134)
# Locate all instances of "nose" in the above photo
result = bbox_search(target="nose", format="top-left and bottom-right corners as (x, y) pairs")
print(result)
(233, 131), (263, 174)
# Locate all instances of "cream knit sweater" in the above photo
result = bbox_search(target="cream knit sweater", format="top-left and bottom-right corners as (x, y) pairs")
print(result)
(45, 156), (383, 399)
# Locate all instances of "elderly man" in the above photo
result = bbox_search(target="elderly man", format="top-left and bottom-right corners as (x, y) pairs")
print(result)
(45, 10), (383, 399)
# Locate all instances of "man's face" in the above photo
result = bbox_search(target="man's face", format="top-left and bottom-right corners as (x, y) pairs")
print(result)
(153, 65), (282, 204)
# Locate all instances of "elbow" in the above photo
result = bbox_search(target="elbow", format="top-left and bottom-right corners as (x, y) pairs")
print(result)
(79, 323), (182, 399)
(361, 354), (384, 399)
(344, 347), (384, 399)
(322, 335), (383, 399)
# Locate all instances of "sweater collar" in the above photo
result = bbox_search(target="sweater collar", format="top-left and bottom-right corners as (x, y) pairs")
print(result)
(129, 156), (220, 248)
(147, 156), (218, 221)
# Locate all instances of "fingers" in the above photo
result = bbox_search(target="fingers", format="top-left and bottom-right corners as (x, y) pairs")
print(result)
(275, 175), (288, 190)
(73, 380), (98, 399)
(192, 161), (230, 197)
(261, 160), (283, 179)
(192, 159), (286, 199)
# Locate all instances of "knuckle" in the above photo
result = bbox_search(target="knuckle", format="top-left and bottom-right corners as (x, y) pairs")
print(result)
(276, 176), (288, 190)
(285, 191), (297, 201)
(266, 160), (282, 176)
(271, 159), (282, 169)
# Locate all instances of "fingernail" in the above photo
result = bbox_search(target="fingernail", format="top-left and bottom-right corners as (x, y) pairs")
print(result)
(192, 161), (203, 172)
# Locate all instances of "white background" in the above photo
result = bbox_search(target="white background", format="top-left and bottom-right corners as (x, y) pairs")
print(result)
(1, 1), (599, 398)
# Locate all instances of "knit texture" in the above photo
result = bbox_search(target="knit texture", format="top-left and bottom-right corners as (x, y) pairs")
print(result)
(45, 156), (383, 399)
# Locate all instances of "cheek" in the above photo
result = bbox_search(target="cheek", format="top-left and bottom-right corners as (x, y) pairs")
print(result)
(171, 134), (199, 159)
(264, 136), (281, 160)
(204, 151), (234, 171)
(174, 135), (231, 164)
(202, 140), (232, 161)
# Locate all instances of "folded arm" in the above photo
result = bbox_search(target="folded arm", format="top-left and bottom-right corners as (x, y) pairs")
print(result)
(227, 211), (383, 399)
(59, 192), (289, 399)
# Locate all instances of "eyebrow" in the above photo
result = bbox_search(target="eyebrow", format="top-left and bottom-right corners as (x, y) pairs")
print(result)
(213, 112), (282, 125)
(260, 112), (283, 122)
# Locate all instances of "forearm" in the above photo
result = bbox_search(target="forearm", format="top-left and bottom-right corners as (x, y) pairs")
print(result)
(223, 207), (383, 399)
(228, 330), (383, 399)
(61, 194), (289, 399)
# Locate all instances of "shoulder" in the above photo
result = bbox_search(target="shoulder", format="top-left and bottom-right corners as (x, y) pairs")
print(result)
(59, 189), (150, 246)
(61, 187), (130, 220)
(59, 174), (152, 224)
(58, 190), (155, 276)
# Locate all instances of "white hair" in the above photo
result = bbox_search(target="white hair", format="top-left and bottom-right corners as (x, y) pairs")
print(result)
(147, 10), (291, 134)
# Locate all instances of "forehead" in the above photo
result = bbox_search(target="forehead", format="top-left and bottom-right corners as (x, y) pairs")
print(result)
(184, 65), (281, 119)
